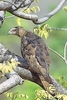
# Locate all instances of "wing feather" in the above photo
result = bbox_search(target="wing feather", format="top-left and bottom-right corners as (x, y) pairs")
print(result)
(21, 35), (50, 77)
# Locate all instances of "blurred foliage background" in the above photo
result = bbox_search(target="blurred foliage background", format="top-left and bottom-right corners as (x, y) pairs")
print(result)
(0, 0), (67, 100)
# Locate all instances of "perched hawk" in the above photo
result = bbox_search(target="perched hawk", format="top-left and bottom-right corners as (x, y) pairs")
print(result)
(8, 26), (52, 90)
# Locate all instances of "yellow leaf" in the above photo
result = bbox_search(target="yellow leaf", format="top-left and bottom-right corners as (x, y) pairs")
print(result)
(7, 61), (12, 69)
(31, 6), (40, 13)
(37, 98), (40, 100)
(2, 66), (6, 74)
(25, 95), (29, 99)
(5, 92), (10, 97)
(0, 59), (20, 75)
(24, 6), (40, 14)
(63, 6), (67, 11)
(19, 94), (25, 98)
(33, 24), (50, 39)
(40, 31), (44, 37)
(0, 63), (4, 70)
(33, 28), (38, 33)
(43, 31), (49, 39)
(24, 8), (31, 14)
(30, 7), (36, 13)
(5, 92), (13, 98)
(35, 89), (53, 100)
(35, 6), (40, 12)
(9, 93), (13, 98)
(10, 59), (20, 69)
(17, 18), (21, 26)
(56, 94), (67, 100)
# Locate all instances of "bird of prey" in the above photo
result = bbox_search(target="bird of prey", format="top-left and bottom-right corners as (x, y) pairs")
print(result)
(8, 26), (52, 90)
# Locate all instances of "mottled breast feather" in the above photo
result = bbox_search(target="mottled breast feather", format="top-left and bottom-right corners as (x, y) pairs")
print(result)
(21, 31), (50, 77)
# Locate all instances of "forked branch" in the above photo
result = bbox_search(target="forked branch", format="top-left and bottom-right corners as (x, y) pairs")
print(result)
(0, 0), (66, 27)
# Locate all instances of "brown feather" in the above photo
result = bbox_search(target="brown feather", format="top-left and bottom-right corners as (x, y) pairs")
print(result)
(8, 26), (52, 90)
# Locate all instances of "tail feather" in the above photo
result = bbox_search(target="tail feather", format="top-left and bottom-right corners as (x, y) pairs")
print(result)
(39, 74), (52, 90)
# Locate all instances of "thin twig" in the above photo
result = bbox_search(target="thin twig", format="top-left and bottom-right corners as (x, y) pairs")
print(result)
(5, 15), (14, 19)
(14, 0), (27, 11)
(49, 42), (67, 65)
(47, 27), (67, 31)
(64, 42), (67, 64)
(48, 47), (65, 61)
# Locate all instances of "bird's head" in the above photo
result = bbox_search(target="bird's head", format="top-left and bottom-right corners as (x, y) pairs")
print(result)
(8, 26), (26, 38)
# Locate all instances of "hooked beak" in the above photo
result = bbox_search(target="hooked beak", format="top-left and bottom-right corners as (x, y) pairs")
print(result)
(8, 27), (16, 35)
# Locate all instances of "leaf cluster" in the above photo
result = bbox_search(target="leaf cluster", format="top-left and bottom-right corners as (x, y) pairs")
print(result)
(22, 0), (40, 14)
(56, 76), (67, 88)
(0, 59), (20, 75)
(34, 24), (52, 39)
(35, 89), (67, 100)
(5, 92), (29, 100)
(23, 6), (40, 14)
(35, 89), (54, 100)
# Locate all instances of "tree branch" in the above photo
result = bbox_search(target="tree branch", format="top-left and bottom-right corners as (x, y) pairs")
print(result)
(10, 10), (38, 21)
(0, 72), (24, 94)
(0, 11), (6, 27)
(0, 43), (67, 95)
(0, 1), (12, 10)
(33, 0), (67, 24)
(0, 0), (66, 27)
(16, 0), (34, 8)
(0, 0), (38, 25)
(13, 0), (34, 8)
(0, 0), (67, 98)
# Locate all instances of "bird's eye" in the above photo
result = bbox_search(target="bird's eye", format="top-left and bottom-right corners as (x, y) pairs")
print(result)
(12, 28), (16, 32)
(13, 29), (16, 31)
